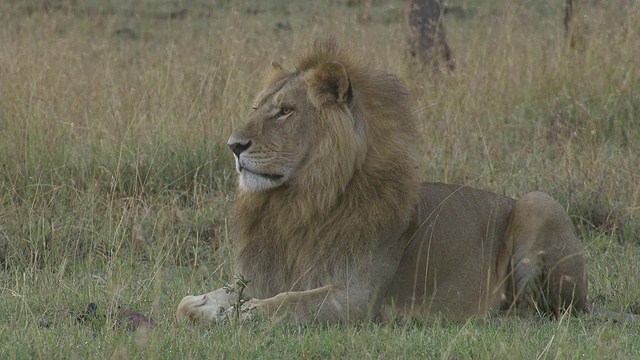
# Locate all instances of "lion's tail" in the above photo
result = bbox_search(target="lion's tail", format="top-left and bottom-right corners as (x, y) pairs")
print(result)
(590, 306), (640, 323)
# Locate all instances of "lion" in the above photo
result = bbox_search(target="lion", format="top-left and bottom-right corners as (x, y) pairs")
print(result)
(176, 40), (635, 324)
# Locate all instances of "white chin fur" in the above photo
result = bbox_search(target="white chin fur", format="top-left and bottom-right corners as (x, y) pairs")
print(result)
(238, 170), (282, 192)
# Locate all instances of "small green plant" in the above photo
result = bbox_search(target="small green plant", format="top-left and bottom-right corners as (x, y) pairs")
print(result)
(224, 274), (252, 322)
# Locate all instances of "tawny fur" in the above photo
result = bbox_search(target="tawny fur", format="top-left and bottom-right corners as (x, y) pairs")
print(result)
(177, 40), (635, 324)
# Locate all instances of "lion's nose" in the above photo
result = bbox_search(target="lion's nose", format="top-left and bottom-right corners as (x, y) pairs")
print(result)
(228, 139), (252, 157)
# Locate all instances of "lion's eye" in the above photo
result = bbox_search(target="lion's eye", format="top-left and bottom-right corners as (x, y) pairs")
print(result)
(275, 107), (293, 119)
(280, 107), (292, 116)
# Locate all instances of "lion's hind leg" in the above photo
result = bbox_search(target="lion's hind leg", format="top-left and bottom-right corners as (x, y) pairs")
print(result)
(503, 191), (589, 317)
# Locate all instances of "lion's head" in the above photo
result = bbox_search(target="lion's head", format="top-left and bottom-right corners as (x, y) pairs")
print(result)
(228, 40), (419, 210)
(228, 56), (366, 197)
(228, 41), (422, 297)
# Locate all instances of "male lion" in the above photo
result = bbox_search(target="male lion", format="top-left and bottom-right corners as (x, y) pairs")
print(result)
(177, 40), (630, 324)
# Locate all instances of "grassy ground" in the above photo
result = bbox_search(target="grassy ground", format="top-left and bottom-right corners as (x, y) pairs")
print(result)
(1, 0), (639, 358)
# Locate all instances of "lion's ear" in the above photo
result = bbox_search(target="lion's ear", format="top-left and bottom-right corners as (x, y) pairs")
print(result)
(262, 61), (288, 89)
(310, 61), (352, 105)
(271, 61), (284, 72)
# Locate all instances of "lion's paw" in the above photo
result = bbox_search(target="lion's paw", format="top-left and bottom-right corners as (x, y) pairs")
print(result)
(176, 294), (228, 324)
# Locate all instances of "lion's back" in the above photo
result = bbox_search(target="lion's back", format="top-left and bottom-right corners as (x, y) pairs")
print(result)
(386, 183), (516, 320)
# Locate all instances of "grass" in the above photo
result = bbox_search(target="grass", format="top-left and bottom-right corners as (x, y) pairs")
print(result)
(1, 0), (639, 358)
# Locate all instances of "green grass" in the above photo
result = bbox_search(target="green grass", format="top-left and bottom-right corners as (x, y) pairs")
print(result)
(1, 0), (639, 358)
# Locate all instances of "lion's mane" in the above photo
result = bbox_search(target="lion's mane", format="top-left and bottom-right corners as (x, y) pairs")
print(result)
(232, 41), (421, 299)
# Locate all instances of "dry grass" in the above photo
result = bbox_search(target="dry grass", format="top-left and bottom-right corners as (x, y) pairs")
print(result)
(1, 0), (639, 358)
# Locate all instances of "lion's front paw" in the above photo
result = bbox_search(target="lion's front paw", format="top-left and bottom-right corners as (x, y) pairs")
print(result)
(176, 294), (228, 324)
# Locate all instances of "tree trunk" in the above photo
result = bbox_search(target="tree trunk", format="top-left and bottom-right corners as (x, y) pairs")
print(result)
(407, 0), (454, 71)
(564, 0), (575, 48)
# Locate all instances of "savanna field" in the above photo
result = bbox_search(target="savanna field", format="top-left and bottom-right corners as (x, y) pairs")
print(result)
(1, 0), (639, 358)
